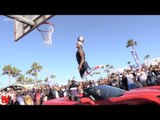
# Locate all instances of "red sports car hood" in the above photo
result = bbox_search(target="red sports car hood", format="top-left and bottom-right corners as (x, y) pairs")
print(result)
(93, 86), (160, 105)
(103, 86), (160, 105)
(125, 86), (160, 96)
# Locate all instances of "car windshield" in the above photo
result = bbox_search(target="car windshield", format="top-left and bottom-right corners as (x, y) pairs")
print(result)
(83, 85), (126, 101)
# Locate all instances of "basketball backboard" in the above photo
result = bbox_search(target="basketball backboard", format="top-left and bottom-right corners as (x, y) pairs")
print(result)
(6, 15), (53, 41)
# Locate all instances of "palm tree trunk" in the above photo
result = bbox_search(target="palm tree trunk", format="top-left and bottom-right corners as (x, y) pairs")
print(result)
(8, 72), (10, 86)
(35, 70), (38, 85)
(131, 45), (134, 50)
(15, 77), (17, 83)
(36, 75), (38, 85)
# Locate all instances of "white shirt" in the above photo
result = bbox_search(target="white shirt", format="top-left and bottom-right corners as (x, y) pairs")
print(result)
(125, 74), (134, 84)
(139, 71), (147, 81)
(137, 71), (147, 81)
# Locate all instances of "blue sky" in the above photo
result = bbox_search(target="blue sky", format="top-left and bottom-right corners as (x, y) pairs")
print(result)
(0, 15), (160, 87)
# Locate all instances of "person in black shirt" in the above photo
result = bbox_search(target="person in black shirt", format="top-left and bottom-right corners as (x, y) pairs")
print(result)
(76, 36), (90, 79)
(69, 80), (79, 101)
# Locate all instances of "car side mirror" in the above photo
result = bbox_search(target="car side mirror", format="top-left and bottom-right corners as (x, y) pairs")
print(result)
(80, 97), (95, 105)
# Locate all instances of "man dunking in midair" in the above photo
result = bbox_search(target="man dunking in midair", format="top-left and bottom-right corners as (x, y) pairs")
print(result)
(76, 36), (90, 79)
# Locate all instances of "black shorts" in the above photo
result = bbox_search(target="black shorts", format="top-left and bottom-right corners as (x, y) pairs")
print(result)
(79, 61), (90, 78)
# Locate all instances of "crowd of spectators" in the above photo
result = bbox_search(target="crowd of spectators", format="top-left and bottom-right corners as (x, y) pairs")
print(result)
(0, 64), (160, 105)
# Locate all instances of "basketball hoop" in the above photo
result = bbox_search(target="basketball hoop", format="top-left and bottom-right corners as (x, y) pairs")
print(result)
(37, 22), (55, 47)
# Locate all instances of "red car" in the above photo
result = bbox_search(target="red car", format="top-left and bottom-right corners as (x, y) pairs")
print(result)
(42, 85), (160, 105)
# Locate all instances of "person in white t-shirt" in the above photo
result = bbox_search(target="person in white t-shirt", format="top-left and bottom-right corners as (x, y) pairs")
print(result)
(136, 68), (147, 87)
(125, 70), (135, 90)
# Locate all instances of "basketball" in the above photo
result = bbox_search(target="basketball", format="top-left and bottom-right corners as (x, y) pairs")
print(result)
(78, 36), (84, 42)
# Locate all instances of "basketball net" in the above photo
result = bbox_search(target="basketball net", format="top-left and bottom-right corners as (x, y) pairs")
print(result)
(37, 22), (55, 47)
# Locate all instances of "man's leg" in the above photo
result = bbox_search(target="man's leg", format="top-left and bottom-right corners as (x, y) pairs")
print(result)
(83, 61), (92, 76)
(84, 61), (91, 71)
(79, 69), (85, 79)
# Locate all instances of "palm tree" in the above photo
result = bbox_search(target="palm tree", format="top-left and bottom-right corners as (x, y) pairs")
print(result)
(126, 39), (140, 67)
(109, 65), (115, 74)
(72, 76), (75, 80)
(93, 72), (101, 74)
(144, 55), (150, 61)
(2, 65), (22, 85)
(44, 77), (48, 82)
(37, 79), (43, 84)
(31, 62), (43, 85)
(110, 65), (114, 70)
(17, 74), (25, 84)
(144, 55), (150, 66)
(126, 39), (137, 49)
(11, 67), (21, 83)
(2, 64), (12, 86)
(51, 74), (56, 79)
(127, 61), (131, 66)
(104, 64), (111, 75)
(27, 62), (43, 85)
(105, 64), (110, 69)
(28, 78), (34, 83)
(45, 74), (56, 83)
(104, 69), (110, 74)
(25, 70), (32, 76)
